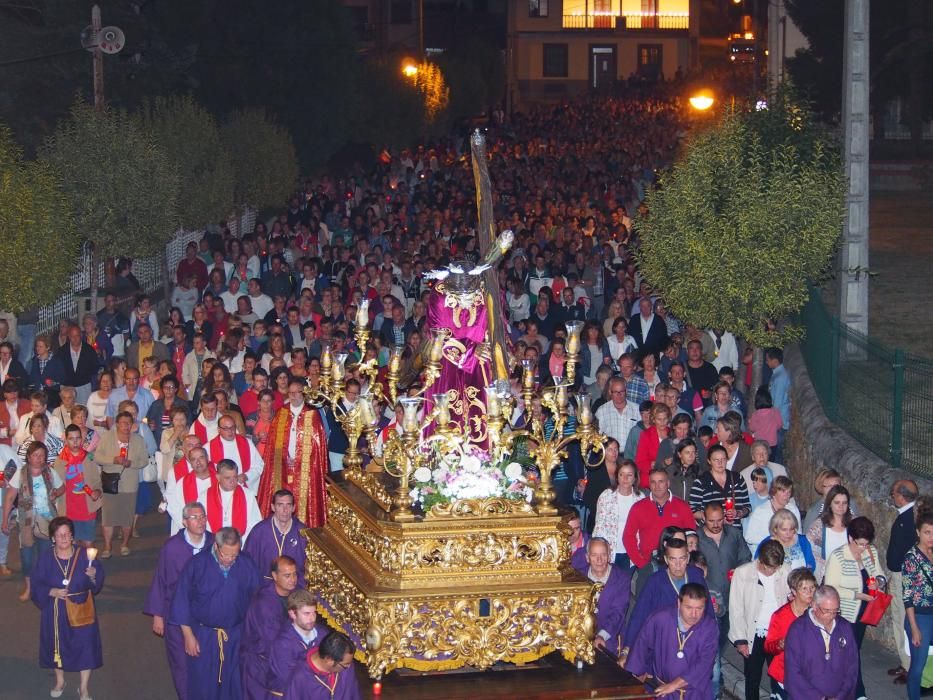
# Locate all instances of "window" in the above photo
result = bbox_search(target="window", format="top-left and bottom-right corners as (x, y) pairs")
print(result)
(391, 0), (412, 24)
(529, 0), (549, 17)
(543, 44), (568, 77)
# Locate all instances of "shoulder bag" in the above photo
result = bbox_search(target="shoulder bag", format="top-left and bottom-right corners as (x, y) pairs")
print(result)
(64, 554), (96, 628)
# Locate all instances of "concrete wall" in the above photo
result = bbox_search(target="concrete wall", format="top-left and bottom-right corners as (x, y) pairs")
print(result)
(783, 345), (924, 651)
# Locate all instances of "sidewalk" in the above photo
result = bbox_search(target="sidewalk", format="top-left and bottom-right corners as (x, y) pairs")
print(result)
(721, 635), (902, 699)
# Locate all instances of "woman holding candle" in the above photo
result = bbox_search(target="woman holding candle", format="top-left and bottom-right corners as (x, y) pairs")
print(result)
(2, 442), (64, 601)
(31, 516), (104, 700)
(823, 516), (882, 699)
(85, 372), (113, 431)
(96, 411), (148, 559)
(53, 425), (102, 547)
(689, 444), (750, 528)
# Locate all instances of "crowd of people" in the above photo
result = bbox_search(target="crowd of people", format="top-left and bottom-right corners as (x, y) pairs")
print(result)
(0, 90), (918, 700)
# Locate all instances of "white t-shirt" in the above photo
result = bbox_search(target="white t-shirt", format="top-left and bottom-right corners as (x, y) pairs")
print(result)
(755, 570), (780, 635)
(9, 466), (63, 518)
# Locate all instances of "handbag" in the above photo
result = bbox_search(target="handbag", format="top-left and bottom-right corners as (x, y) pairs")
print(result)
(860, 547), (892, 626)
(101, 470), (121, 495)
(141, 454), (159, 483)
(63, 555), (96, 628)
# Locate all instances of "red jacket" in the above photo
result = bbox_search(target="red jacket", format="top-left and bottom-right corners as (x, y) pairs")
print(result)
(635, 426), (667, 485)
(764, 601), (801, 684)
(621, 494), (695, 568)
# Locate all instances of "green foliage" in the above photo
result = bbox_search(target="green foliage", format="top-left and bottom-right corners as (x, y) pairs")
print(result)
(138, 96), (234, 231)
(634, 108), (846, 347)
(221, 109), (298, 210)
(0, 125), (79, 312)
(40, 100), (180, 259)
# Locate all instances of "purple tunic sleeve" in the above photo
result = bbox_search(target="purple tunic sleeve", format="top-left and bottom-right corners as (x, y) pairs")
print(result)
(596, 566), (631, 651)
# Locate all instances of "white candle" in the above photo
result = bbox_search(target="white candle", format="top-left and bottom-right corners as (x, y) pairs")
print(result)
(86, 547), (98, 562)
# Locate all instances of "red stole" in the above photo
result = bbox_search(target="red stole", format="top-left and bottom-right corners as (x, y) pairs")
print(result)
(182, 468), (217, 505)
(193, 419), (209, 445)
(207, 484), (247, 534)
(173, 458), (192, 483)
(60, 446), (88, 468)
(208, 435), (251, 474)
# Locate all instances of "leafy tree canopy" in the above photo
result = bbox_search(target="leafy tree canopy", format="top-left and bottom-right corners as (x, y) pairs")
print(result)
(40, 100), (180, 259)
(221, 108), (298, 211)
(0, 125), (79, 312)
(138, 95), (234, 230)
(635, 104), (845, 347)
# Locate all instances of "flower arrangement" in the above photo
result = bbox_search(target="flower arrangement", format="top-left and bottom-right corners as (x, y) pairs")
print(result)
(409, 443), (535, 510)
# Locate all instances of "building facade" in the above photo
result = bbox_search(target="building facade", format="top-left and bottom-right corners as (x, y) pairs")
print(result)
(508, 0), (700, 105)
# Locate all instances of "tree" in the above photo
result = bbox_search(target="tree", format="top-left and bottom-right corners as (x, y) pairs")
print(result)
(635, 105), (845, 356)
(138, 95), (234, 231)
(0, 125), (79, 312)
(221, 108), (298, 211)
(40, 100), (179, 302)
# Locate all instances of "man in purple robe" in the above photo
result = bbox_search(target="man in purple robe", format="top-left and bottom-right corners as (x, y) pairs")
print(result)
(284, 631), (362, 699)
(625, 583), (719, 699)
(568, 514), (590, 574)
(621, 537), (711, 661)
(240, 555), (298, 700)
(784, 585), (858, 700)
(579, 537), (631, 656)
(170, 526), (262, 700)
(243, 489), (308, 587)
(144, 500), (209, 700)
(265, 589), (331, 697)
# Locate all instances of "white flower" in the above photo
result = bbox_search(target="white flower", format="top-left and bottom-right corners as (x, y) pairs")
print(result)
(460, 455), (482, 473)
(504, 462), (523, 480)
(413, 467), (433, 483)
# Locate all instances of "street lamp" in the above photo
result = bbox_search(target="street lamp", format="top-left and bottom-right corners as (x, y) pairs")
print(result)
(402, 61), (418, 78)
(689, 89), (715, 111)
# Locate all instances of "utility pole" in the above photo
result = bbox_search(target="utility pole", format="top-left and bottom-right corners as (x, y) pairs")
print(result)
(92, 5), (104, 110)
(838, 0), (870, 338)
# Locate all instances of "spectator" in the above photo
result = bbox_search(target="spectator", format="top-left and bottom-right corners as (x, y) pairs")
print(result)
(823, 515), (882, 699)
(747, 386), (782, 450)
(97, 410), (148, 559)
(744, 476), (801, 555)
(806, 484), (854, 578)
(634, 403), (671, 480)
(765, 347), (790, 436)
(629, 297), (668, 355)
(617, 353), (650, 405)
(902, 499), (933, 700)
(592, 459), (643, 568)
(689, 444), (750, 529)
(738, 439), (789, 497)
(728, 539), (790, 700)
(764, 567), (818, 699)
(622, 469), (695, 570)
(580, 437), (621, 533)
(756, 509), (815, 572)
(595, 377), (640, 451)
(684, 339), (718, 405)
(887, 479), (919, 682)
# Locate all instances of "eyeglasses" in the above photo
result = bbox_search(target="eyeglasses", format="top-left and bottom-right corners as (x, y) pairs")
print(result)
(816, 605), (840, 616)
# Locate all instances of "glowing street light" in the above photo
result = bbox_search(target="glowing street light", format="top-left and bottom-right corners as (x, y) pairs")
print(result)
(402, 61), (418, 78)
(689, 89), (715, 111)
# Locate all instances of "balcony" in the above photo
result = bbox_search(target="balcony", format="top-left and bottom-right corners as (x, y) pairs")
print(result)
(561, 12), (689, 30)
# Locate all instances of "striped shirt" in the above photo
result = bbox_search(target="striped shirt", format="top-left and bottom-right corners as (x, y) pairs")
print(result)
(689, 470), (750, 528)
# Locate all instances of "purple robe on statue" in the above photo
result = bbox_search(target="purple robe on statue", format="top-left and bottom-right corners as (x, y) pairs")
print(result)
(590, 565), (632, 656)
(625, 606), (718, 700)
(624, 565), (711, 648)
(265, 622), (332, 698)
(284, 657), (362, 699)
(31, 547), (104, 672)
(242, 516), (308, 586)
(784, 612), (858, 700)
(169, 547), (262, 700)
(144, 530), (206, 700)
(241, 582), (289, 700)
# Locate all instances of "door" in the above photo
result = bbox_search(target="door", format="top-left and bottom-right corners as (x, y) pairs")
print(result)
(590, 46), (616, 92)
(637, 44), (662, 81)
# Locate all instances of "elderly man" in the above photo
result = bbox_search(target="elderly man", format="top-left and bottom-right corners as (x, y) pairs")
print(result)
(595, 377), (641, 450)
(145, 501), (209, 700)
(240, 555), (299, 700)
(165, 447), (215, 534)
(629, 296), (668, 355)
(207, 415), (264, 493)
(170, 526), (262, 700)
(243, 488), (308, 587)
(888, 479), (920, 681)
(784, 585), (858, 700)
(53, 324), (100, 405)
(204, 459), (262, 541)
(576, 537), (631, 656)
(285, 631), (362, 699)
(105, 367), (155, 427)
(625, 583), (719, 699)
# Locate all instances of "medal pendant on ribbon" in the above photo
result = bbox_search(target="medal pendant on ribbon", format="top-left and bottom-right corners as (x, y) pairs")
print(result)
(676, 651), (685, 659)
(824, 652), (830, 661)
(62, 578), (70, 586)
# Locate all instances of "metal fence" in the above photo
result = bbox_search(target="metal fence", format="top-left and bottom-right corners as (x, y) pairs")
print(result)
(35, 207), (257, 335)
(800, 286), (933, 477)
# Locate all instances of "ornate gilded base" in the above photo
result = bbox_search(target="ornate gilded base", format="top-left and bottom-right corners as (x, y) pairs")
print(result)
(304, 479), (597, 678)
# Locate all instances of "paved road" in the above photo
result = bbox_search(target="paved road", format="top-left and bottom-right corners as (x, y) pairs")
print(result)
(0, 512), (176, 700)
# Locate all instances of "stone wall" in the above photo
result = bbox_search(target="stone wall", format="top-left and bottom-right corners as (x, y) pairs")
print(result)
(783, 345), (925, 651)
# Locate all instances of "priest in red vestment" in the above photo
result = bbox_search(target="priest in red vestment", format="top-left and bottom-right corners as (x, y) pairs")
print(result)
(257, 378), (328, 528)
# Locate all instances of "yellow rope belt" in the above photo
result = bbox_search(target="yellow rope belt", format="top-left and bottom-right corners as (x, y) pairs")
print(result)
(214, 628), (229, 684)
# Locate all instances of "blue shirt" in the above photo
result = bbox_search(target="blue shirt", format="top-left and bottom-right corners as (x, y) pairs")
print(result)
(768, 364), (791, 429)
(106, 385), (155, 420)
